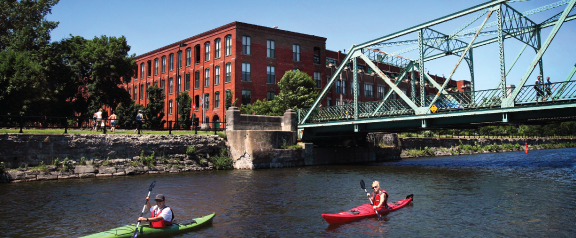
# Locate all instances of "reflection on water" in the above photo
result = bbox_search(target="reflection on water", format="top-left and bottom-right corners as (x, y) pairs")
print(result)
(0, 148), (575, 237)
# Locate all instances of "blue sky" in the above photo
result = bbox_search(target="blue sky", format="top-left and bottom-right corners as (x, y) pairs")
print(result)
(46, 0), (575, 90)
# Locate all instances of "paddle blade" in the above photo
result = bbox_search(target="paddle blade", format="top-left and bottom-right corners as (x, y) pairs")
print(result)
(132, 227), (139, 238)
(360, 180), (366, 190)
(149, 180), (156, 191)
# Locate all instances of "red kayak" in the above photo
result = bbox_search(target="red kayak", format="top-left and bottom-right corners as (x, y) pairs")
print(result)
(321, 194), (413, 225)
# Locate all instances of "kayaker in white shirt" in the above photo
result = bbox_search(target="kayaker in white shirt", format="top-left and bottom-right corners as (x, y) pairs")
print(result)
(137, 194), (174, 227)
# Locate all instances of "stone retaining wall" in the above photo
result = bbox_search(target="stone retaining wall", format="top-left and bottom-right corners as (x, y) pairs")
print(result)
(0, 134), (226, 182)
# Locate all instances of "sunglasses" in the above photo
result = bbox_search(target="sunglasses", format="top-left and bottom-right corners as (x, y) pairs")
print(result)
(372, 186), (378, 189)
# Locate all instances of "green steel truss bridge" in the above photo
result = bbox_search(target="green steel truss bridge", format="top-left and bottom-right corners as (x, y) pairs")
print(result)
(298, 0), (576, 141)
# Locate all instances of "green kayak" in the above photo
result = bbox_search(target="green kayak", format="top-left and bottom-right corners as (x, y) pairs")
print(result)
(79, 213), (215, 238)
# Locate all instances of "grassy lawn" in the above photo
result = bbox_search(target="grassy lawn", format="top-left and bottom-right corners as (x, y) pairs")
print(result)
(0, 128), (225, 137)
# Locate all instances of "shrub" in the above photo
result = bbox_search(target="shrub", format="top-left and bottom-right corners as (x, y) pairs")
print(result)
(30, 161), (48, 172)
(186, 146), (197, 156)
(52, 157), (61, 166)
(208, 148), (233, 170)
(0, 162), (5, 173)
(79, 157), (86, 165)
(102, 157), (110, 166)
(139, 151), (155, 167)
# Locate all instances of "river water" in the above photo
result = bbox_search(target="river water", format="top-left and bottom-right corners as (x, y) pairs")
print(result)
(1, 148), (575, 237)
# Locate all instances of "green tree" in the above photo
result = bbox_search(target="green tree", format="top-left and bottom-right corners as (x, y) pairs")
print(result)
(176, 91), (192, 129)
(144, 85), (165, 129)
(115, 98), (143, 129)
(0, 0), (59, 115)
(225, 90), (238, 110)
(239, 99), (279, 116)
(273, 70), (319, 113)
(81, 35), (135, 117)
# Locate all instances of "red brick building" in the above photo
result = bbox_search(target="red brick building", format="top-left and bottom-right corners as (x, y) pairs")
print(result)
(123, 21), (469, 127)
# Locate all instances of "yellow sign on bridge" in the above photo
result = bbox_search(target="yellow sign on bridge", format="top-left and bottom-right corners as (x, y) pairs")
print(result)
(430, 104), (438, 113)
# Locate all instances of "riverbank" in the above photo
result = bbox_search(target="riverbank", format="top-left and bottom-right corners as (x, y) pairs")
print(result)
(398, 137), (576, 158)
(0, 133), (230, 183)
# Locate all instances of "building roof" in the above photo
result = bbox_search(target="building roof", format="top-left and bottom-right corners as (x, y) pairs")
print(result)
(135, 21), (327, 60)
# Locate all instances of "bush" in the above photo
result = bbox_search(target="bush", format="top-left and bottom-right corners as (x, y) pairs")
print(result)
(79, 157), (86, 165)
(52, 157), (61, 166)
(139, 151), (155, 167)
(30, 161), (48, 172)
(0, 162), (5, 173)
(208, 148), (233, 170)
(102, 157), (110, 166)
(186, 146), (197, 156)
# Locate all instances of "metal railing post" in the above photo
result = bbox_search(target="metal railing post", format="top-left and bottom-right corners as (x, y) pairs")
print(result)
(64, 117), (68, 134)
(103, 119), (106, 134)
(19, 115), (23, 133)
(169, 120), (172, 135)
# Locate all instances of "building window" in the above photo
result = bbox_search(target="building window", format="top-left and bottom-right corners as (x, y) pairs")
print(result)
(146, 82), (150, 98)
(314, 71), (321, 88)
(169, 54), (174, 71)
(314, 47), (320, 64)
(205, 42), (210, 61)
(140, 84), (144, 100)
(177, 75), (181, 93)
(242, 63), (250, 81)
(204, 68), (210, 87)
(194, 44), (200, 64)
(214, 38), (221, 58)
(186, 48), (191, 66)
(365, 84), (373, 97)
(336, 81), (341, 94)
(140, 63), (144, 79)
(194, 95), (199, 110)
(133, 87), (137, 100)
(178, 51), (182, 69)
(293, 44), (300, 61)
(267, 40), (275, 58)
(204, 93), (209, 109)
(242, 89), (251, 105)
(342, 80), (347, 95)
(225, 35), (232, 56)
(327, 97), (331, 106)
(267, 65), (275, 84)
(242, 36), (251, 55)
(162, 56), (166, 73)
(377, 85), (385, 99)
(215, 65), (220, 85)
(226, 63), (231, 82)
(327, 57), (338, 66)
(267, 91), (275, 100)
(147, 61), (151, 77)
(154, 58), (158, 75)
(185, 73), (190, 91)
(215, 91), (220, 108)
(128, 87), (131, 97)
(194, 70), (200, 89)
(168, 77), (174, 94)
(169, 100), (173, 115)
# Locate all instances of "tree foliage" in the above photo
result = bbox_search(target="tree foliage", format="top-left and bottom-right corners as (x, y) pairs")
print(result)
(176, 91), (192, 129)
(144, 86), (165, 129)
(115, 98), (143, 129)
(239, 70), (319, 116)
(0, 0), (135, 117)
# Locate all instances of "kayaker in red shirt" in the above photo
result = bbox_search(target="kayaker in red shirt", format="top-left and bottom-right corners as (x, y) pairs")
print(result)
(137, 194), (174, 228)
(366, 181), (389, 210)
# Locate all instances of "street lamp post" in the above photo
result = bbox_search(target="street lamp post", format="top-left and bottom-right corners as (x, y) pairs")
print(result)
(175, 43), (187, 130)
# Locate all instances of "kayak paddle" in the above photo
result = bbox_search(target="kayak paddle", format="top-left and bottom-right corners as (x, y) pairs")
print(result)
(360, 180), (382, 221)
(132, 180), (156, 238)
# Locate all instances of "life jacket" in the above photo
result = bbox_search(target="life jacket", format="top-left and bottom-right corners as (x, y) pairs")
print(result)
(150, 206), (174, 228)
(372, 190), (389, 209)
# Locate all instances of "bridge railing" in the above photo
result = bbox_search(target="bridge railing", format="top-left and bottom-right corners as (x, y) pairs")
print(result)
(299, 80), (576, 124)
